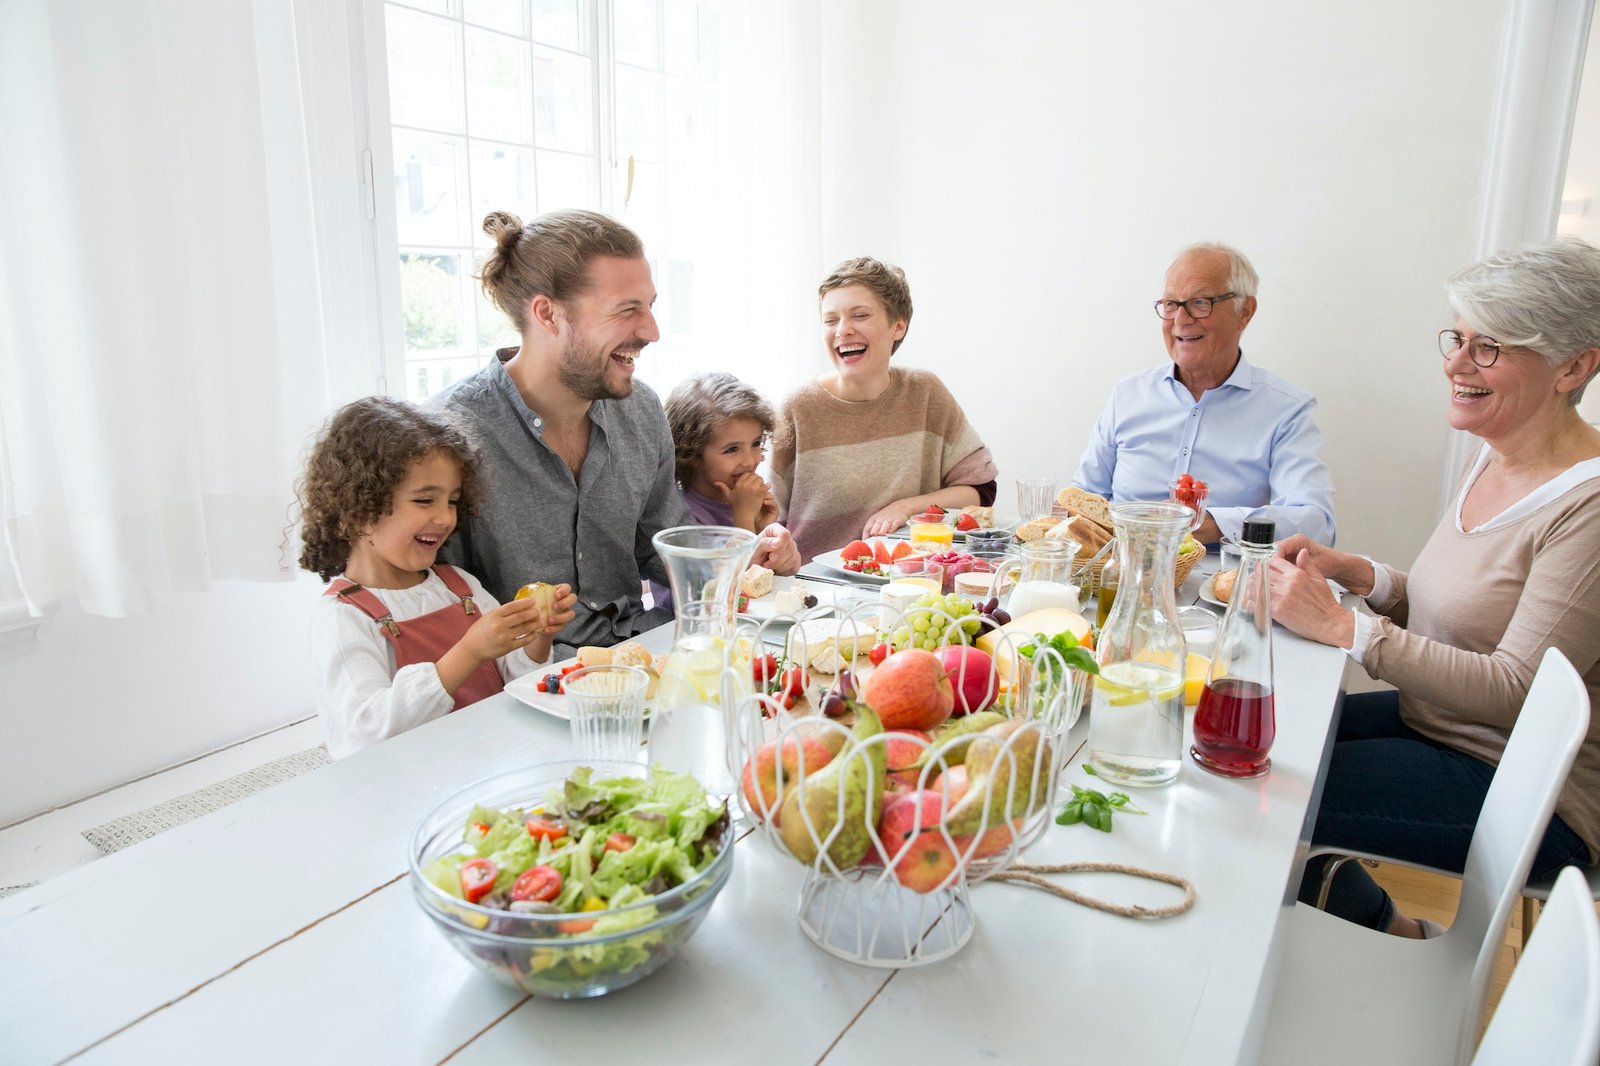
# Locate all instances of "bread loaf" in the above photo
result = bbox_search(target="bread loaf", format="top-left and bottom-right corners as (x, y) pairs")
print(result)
(1015, 515), (1060, 543)
(1212, 569), (1238, 604)
(1055, 487), (1114, 535)
(1047, 514), (1113, 554)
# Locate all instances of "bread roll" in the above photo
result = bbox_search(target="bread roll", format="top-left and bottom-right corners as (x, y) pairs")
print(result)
(611, 642), (653, 668)
(1055, 487), (1114, 535)
(514, 581), (557, 615)
(576, 646), (614, 667)
(1212, 569), (1238, 604)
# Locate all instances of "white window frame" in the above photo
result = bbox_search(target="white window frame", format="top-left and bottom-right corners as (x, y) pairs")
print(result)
(358, 0), (640, 400)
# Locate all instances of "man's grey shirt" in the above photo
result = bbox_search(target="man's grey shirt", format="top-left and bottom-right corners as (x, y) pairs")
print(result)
(430, 351), (690, 652)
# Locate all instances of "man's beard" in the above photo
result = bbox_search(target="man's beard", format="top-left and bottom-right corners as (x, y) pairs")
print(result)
(557, 329), (637, 401)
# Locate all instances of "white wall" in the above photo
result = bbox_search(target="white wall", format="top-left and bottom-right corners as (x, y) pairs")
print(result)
(814, 0), (1512, 568)
(0, 580), (318, 828)
(1561, 5), (1600, 423)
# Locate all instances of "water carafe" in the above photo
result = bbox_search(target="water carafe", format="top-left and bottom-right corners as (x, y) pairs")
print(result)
(992, 538), (1081, 618)
(1192, 519), (1277, 778)
(1087, 501), (1190, 787)
(648, 526), (757, 797)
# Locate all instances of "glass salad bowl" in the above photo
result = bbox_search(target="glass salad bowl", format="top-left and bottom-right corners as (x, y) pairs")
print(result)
(408, 760), (736, 999)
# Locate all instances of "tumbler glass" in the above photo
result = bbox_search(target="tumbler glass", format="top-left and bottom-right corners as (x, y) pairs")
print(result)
(564, 665), (650, 762)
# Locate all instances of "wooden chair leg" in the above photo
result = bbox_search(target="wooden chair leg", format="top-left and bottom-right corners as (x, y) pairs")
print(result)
(1520, 894), (1539, 950)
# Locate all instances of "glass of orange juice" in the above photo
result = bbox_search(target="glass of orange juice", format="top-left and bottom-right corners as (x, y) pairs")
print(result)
(908, 521), (954, 552)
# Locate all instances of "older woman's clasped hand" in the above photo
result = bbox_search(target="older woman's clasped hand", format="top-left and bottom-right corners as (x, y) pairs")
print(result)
(1267, 534), (1371, 649)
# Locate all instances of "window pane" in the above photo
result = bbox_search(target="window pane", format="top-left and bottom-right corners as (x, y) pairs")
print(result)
(466, 30), (532, 143)
(475, 282), (521, 352)
(662, 77), (704, 166)
(614, 66), (662, 162)
(535, 149), (595, 210)
(662, 0), (698, 76)
(469, 143), (536, 225)
(407, 355), (483, 402)
(393, 132), (467, 245)
(464, 0), (525, 34)
(399, 253), (463, 355)
(393, 0), (456, 16)
(386, 8), (464, 133)
(613, 159), (663, 248)
(532, 51), (593, 152)
(530, 0), (582, 50)
(614, 0), (658, 69)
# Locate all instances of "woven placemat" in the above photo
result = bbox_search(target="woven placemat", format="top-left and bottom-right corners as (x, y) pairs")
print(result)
(81, 746), (331, 854)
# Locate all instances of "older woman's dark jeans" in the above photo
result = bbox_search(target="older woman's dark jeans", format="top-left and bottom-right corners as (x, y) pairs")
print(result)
(1298, 690), (1590, 930)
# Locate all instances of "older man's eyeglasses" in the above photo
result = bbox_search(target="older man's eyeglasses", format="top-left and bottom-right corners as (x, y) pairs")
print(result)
(1438, 329), (1503, 368)
(1154, 293), (1237, 320)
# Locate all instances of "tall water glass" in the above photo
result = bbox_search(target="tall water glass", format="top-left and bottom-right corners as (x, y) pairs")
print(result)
(1016, 476), (1058, 521)
(564, 666), (649, 762)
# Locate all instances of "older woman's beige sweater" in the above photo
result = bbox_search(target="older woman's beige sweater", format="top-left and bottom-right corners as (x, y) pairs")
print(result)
(1366, 475), (1600, 861)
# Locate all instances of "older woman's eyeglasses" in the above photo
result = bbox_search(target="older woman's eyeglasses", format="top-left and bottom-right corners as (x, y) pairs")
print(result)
(1437, 329), (1503, 368)
(1154, 293), (1236, 320)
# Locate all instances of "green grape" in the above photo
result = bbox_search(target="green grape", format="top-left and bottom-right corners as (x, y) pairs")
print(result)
(913, 617), (930, 633)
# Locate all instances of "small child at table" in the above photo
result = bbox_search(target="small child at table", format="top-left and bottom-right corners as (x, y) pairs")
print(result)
(663, 371), (781, 534)
(299, 397), (577, 759)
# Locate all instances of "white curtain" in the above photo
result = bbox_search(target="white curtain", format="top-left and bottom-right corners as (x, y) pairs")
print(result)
(0, 0), (336, 617)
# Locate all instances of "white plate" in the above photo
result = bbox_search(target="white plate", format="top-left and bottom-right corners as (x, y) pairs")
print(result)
(742, 576), (836, 624)
(503, 657), (656, 722)
(810, 547), (893, 585)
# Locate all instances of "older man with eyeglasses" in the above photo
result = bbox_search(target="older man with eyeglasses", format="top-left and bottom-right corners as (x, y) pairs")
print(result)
(1072, 242), (1337, 545)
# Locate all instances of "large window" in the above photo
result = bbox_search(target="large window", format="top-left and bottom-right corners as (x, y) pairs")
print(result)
(375, 0), (719, 401)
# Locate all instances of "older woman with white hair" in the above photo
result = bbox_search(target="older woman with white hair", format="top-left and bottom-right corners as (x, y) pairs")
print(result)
(1270, 236), (1600, 937)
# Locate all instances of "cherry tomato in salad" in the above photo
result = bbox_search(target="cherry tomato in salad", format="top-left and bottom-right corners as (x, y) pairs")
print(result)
(460, 857), (498, 903)
(752, 653), (778, 685)
(510, 864), (562, 903)
(604, 832), (637, 853)
(470, 821), (491, 835)
(525, 816), (567, 841)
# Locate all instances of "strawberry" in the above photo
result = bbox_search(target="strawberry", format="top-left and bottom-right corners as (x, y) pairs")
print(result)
(954, 513), (979, 531)
(890, 541), (913, 561)
(925, 504), (945, 517)
(842, 539), (872, 562)
(872, 540), (893, 566)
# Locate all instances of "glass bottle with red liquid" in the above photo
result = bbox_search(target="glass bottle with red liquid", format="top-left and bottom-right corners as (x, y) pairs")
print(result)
(1191, 519), (1276, 778)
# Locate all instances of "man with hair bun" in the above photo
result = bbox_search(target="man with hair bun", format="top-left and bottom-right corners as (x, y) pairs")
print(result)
(431, 209), (799, 655)
(1072, 242), (1337, 545)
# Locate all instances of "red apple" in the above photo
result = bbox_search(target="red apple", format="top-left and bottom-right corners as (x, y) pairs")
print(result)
(932, 764), (970, 806)
(955, 817), (1027, 859)
(878, 791), (959, 893)
(936, 645), (996, 715)
(884, 729), (932, 789)
(862, 649), (955, 732)
(741, 735), (835, 821)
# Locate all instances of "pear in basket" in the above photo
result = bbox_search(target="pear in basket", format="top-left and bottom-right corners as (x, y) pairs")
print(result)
(941, 720), (1051, 836)
(778, 702), (886, 869)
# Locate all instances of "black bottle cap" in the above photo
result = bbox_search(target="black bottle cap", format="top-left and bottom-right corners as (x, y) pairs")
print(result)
(1241, 519), (1276, 546)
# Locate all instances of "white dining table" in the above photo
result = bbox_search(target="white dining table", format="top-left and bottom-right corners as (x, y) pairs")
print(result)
(0, 556), (1349, 1066)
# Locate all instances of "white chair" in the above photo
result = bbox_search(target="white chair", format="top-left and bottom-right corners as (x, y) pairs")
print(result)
(1469, 864), (1600, 1066)
(1257, 647), (1591, 1066)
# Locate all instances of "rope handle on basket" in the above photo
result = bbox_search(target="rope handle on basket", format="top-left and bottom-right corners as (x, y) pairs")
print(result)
(989, 862), (1196, 920)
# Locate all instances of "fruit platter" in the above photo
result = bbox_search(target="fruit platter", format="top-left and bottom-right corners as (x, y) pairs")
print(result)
(725, 586), (1098, 966)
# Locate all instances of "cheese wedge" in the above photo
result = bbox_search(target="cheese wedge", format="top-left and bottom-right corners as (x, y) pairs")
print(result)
(976, 607), (1092, 680)
(786, 616), (873, 673)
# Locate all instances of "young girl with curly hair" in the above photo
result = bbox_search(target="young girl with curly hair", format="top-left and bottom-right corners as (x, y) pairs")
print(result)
(300, 397), (576, 758)
(663, 371), (780, 534)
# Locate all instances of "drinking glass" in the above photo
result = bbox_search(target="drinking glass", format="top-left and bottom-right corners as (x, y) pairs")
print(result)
(564, 665), (650, 762)
(1015, 476), (1058, 521)
(890, 556), (944, 595)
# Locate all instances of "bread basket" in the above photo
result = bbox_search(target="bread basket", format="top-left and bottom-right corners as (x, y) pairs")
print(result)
(1074, 536), (1206, 596)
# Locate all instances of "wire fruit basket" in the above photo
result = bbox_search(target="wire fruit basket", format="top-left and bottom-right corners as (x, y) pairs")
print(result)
(727, 600), (1091, 967)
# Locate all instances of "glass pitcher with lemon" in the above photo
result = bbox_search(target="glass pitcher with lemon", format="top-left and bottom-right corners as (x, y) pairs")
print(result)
(1087, 501), (1191, 787)
(649, 526), (757, 797)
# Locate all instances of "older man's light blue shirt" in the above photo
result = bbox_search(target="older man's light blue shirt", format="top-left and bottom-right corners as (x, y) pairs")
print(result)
(1072, 352), (1337, 544)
